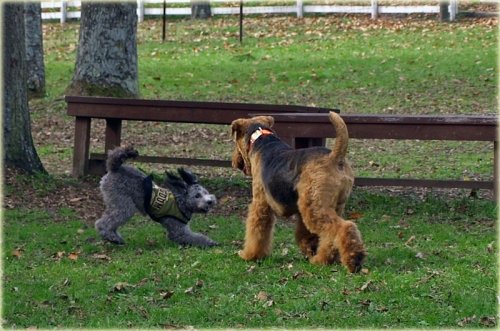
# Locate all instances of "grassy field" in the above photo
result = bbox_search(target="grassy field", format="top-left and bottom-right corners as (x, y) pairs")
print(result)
(3, 14), (498, 329)
(3, 174), (497, 328)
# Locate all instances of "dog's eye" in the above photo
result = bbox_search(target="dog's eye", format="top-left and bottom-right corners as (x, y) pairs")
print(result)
(195, 193), (202, 198)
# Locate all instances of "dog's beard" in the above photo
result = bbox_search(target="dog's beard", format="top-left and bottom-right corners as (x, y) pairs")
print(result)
(232, 148), (251, 175)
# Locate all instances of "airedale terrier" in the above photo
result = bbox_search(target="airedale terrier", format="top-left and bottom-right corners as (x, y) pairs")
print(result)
(230, 112), (365, 272)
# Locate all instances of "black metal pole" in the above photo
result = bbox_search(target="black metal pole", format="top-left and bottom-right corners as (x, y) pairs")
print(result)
(162, 0), (167, 42)
(239, 0), (243, 43)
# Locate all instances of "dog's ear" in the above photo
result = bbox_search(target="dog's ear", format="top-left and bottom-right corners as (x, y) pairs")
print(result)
(231, 119), (246, 141)
(164, 171), (187, 193)
(177, 168), (198, 185)
(259, 116), (274, 128)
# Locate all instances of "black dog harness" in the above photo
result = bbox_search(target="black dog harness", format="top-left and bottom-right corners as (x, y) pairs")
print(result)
(143, 176), (189, 224)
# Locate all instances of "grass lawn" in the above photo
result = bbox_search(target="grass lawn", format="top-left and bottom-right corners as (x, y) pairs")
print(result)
(3, 176), (497, 328)
(3, 14), (498, 329)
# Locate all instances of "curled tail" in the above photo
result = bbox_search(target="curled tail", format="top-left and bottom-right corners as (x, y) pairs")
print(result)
(106, 146), (139, 172)
(328, 112), (349, 164)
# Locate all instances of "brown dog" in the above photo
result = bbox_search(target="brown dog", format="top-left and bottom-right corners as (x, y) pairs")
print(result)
(230, 112), (365, 272)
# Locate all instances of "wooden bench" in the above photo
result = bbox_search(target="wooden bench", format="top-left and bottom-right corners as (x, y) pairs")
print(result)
(267, 113), (497, 190)
(66, 96), (333, 176)
(66, 96), (497, 192)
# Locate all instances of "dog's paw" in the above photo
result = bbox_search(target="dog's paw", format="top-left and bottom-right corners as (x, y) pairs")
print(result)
(238, 249), (266, 261)
(309, 254), (331, 265)
(100, 232), (125, 245)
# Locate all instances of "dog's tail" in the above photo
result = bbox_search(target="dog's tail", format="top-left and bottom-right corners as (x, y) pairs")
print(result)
(106, 146), (139, 172)
(328, 112), (349, 164)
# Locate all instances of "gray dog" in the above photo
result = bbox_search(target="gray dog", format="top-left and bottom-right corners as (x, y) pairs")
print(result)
(95, 146), (218, 247)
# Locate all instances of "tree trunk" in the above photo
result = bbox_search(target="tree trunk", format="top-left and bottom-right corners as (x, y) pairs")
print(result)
(24, 1), (46, 98)
(440, 1), (450, 21)
(191, 0), (211, 19)
(3, 3), (45, 173)
(66, 2), (139, 97)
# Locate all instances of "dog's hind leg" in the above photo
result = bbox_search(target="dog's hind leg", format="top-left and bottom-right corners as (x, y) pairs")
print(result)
(239, 199), (276, 261)
(160, 218), (218, 247)
(294, 215), (319, 258)
(95, 197), (137, 245)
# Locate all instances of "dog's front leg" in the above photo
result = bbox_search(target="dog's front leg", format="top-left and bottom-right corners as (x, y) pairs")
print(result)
(161, 218), (218, 248)
(239, 199), (275, 261)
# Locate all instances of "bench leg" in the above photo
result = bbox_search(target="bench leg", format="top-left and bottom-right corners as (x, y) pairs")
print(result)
(72, 117), (91, 177)
(494, 141), (498, 200)
(105, 118), (122, 152)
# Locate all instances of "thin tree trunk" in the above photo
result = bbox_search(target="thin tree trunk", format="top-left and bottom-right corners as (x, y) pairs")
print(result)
(25, 1), (46, 98)
(66, 2), (138, 97)
(191, 0), (211, 19)
(3, 3), (45, 173)
(440, 1), (450, 21)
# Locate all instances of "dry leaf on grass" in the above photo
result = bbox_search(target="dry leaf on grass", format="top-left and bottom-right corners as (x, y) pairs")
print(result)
(256, 291), (269, 301)
(92, 253), (111, 261)
(12, 248), (23, 258)
(160, 290), (174, 300)
(405, 235), (416, 246)
(113, 282), (133, 292)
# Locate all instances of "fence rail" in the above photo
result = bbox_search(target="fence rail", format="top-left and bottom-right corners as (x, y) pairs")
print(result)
(40, 0), (460, 23)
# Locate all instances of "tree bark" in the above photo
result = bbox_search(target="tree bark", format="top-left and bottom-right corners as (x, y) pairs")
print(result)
(191, 0), (211, 19)
(440, 1), (450, 21)
(3, 3), (45, 173)
(24, 1), (46, 98)
(66, 2), (139, 97)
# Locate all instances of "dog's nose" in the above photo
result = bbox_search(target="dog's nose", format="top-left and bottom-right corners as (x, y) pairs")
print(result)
(207, 197), (216, 206)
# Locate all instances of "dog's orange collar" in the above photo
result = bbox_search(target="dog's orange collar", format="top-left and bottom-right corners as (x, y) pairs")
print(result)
(248, 127), (273, 152)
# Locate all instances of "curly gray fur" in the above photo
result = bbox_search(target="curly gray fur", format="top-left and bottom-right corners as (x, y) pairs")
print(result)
(106, 146), (139, 172)
(95, 146), (218, 247)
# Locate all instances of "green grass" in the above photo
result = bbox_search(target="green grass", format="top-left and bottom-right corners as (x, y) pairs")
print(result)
(3, 178), (497, 328)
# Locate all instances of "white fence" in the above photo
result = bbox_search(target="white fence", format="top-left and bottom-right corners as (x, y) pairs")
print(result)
(41, 0), (460, 23)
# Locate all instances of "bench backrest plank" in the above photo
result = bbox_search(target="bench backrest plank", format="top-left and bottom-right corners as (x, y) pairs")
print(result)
(66, 96), (332, 124)
(269, 113), (497, 141)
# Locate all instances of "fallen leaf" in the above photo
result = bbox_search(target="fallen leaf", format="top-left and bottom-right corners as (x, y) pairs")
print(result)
(415, 252), (425, 259)
(184, 286), (194, 295)
(113, 282), (132, 292)
(12, 248), (22, 258)
(292, 271), (304, 280)
(69, 197), (83, 203)
(195, 279), (204, 288)
(256, 291), (269, 301)
(263, 299), (274, 307)
(359, 280), (373, 292)
(348, 211), (363, 220)
(53, 251), (65, 260)
(480, 316), (496, 327)
(458, 315), (476, 327)
(92, 253), (111, 261)
(405, 235), (416, 246)
(486, 241), (494, 253)
(247, 265), (256, 273)
(218, 196), (232, 204)
(68, 252), (79, 261)
(160, 290), (174, 300)
(361, 268), (370, 274)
